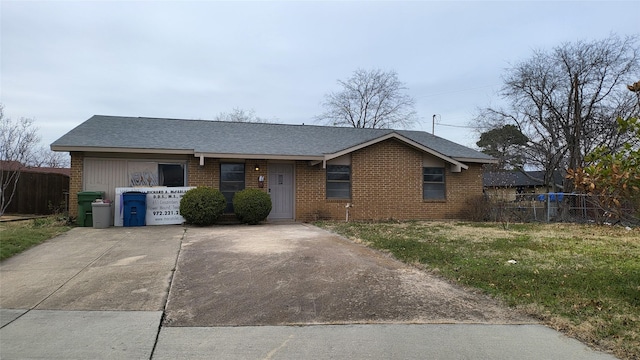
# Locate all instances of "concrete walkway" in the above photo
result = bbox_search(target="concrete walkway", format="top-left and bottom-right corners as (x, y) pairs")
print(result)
(0, 225), (618, 359)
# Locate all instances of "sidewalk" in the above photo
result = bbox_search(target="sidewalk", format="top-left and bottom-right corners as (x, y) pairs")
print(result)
(0, 310), (616, 359)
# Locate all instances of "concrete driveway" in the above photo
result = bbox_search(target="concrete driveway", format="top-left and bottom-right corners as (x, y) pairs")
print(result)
(0, 224), (617, 359)
(165, 224), (529, 326)
(0, 226), (183, 311)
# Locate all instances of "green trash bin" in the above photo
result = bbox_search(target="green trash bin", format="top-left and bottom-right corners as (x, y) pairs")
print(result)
(77, 191), (105, 226)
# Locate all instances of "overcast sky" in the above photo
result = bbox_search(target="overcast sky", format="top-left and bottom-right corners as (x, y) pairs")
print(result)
(2, 1), (639, 151)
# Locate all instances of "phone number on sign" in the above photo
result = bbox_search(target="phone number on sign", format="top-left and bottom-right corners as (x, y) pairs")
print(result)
(152, 210), (180, 216)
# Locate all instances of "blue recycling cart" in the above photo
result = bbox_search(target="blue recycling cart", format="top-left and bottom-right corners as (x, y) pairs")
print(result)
(123, 191), (146, 226)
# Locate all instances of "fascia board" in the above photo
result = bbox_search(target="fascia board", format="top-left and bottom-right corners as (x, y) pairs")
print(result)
(454, 157), (499, 164)
(50, 145), (194, 155)
(51, 145), (324, 161)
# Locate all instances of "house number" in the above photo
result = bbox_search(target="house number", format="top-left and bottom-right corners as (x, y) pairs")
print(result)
(278, 174), (284, 185)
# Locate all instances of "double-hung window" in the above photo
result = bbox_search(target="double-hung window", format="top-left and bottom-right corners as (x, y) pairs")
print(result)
(326, 165), (351, 199)
(423, 167), (445, 200)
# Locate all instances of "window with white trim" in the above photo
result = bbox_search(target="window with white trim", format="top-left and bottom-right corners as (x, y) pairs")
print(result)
(326, 165), (351, 199)
(423, 167), (445, 200)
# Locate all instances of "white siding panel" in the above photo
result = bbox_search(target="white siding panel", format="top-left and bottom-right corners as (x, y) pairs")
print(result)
(423, 154), (445, 167)
(327, 154), (351, 166)
(84, 158), (128, 201)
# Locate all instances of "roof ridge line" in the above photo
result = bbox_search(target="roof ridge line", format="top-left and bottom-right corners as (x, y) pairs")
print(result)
(92, 115), (413, 131)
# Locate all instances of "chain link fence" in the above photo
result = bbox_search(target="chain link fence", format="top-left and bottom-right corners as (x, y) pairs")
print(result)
(475, 192), (638, 226)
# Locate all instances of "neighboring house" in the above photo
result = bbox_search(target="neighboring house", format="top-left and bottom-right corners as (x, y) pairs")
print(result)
(483, 170), (564, 201)
(0, 160), (71, 177)
(51, 115), (496, 222)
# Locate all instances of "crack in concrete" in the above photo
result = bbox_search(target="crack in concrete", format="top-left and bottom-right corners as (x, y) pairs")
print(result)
(149, 226), (186, 359)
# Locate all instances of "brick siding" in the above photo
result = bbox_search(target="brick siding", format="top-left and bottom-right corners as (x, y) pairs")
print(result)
(68, 152), (83, 217)
(295, 139), (484, 222)
(244, 160), (269, 192)
(186, 158), (269, 194)
(187, 157), (218, 187)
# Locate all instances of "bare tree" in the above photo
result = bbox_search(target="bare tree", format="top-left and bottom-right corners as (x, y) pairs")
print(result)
(0, 105), (40, 215)
(474, 34), (639, 190)
(32, 147), (70, 168)
(316, 68), (417, 129)
(214, 108), (272, 123)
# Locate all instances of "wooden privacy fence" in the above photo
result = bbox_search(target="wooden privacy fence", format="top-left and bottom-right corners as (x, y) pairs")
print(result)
(2, 170), (70, 215)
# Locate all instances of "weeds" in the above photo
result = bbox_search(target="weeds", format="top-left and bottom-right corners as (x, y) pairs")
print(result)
(317, 221), (640, 360)
(0, 217), (71, 261)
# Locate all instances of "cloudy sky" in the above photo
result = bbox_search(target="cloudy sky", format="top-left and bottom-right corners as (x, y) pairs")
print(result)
(2, 1), (639, 151)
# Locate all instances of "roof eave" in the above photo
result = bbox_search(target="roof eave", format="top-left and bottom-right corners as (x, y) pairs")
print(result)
(51, 145), (194, 155)
(51, 144), (326, 161)
(454, 157), (498, 164)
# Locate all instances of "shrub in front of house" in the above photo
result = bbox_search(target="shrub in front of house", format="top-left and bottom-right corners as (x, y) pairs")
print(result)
(179, 187), (226, 226)
(233, 189), (272, 225)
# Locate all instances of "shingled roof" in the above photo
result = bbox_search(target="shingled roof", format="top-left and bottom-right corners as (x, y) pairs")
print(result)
(483, 170), (565, 188)
(51, 115), (495, 165)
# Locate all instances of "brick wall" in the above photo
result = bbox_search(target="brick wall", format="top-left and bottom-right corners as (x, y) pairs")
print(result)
(187, 157), (218, 187)
(295, 161), (349, 221)
(295, 139), (484, 222)
(187, 158), (270, 194)
(68, 152), (84, 217)
(244, 160), (269, 192)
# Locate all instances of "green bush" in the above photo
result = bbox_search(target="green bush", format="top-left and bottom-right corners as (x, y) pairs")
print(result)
(233, 188), (272, 225)
(179, 187), (226, 226)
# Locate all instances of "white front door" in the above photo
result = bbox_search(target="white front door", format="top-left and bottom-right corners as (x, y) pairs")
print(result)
(268, 163), (294, 219)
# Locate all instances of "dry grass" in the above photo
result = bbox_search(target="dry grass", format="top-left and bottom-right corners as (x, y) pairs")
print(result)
(0, 217), (71, 261)
(317, 220), (640, 360)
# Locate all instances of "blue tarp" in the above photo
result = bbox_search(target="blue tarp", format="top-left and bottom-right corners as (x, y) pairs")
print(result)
(537, 193), (565, 202)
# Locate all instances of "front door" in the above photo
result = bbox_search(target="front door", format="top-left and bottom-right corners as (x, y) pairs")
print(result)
(268, 163), (294, 219)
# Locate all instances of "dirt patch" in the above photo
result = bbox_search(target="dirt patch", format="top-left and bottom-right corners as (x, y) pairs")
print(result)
(164, 224), (532, 326)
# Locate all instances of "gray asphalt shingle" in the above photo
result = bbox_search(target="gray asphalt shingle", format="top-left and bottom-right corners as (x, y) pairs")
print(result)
(51, 115), (493, 161)
(483, 171), (565, 187)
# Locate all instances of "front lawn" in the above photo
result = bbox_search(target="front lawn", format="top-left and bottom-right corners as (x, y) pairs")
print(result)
(317, 221), (639, 360)
(0, 217), (72, 261)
